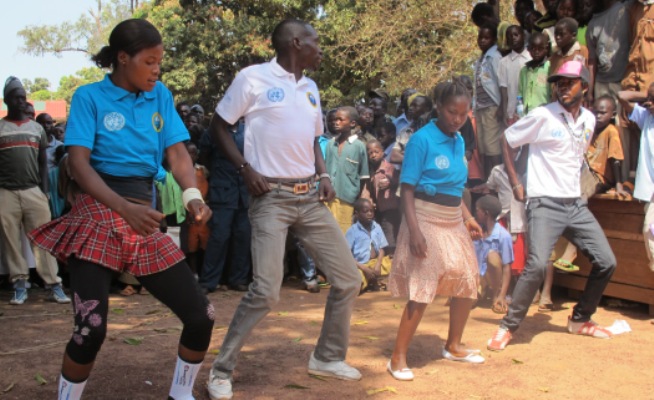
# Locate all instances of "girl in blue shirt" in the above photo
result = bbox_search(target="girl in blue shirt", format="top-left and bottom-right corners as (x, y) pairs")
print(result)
(29, 19), (213, 400)
(387, 82), (485, 381)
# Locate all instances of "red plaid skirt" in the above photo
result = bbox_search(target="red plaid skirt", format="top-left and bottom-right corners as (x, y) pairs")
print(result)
(29, 194), (185, 276)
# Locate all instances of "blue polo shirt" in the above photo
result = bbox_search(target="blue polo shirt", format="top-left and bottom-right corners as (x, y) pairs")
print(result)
(473, 222), (514, 276)
(65, 74), (189, 179)
(345, 220), (389, 264)
(400, 120), (467, 198)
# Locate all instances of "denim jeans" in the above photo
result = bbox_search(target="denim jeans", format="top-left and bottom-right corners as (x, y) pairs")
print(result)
(211, 188), (361, 378)
(501, 197), (616, 331)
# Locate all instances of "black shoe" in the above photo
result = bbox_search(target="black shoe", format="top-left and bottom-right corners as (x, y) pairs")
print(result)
(229, 284), (249, 292)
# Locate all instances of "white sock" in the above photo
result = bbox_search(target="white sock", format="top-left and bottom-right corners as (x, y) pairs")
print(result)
(168, 356), (202, 400)
(58, 375), (87, 400)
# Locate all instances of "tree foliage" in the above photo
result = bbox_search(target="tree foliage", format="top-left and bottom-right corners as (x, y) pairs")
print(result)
(18, 0), (132, 57)
(18, 0), (519, 111)
(55, 67), (106, 105)
(22, 77), (51, 94)
(139, 0), (322, 108)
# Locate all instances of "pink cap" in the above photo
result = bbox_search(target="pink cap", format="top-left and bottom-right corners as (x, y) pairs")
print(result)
(547, 61), (590, 83)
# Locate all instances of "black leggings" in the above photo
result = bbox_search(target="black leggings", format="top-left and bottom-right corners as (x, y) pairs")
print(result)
(65, 257), (214, 365)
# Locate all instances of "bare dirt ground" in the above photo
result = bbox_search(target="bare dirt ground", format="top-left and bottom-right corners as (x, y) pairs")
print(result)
(1, 281), (653, 400)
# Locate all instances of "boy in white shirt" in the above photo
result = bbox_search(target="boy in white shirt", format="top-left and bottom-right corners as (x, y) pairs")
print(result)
(499, 25), (532, 126)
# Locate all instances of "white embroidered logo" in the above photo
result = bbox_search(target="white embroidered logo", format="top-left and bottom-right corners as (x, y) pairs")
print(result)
(435, 155), (450, 170)
(104, 112), (126, 132)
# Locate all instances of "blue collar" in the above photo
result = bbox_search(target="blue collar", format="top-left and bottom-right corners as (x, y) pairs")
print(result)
(100, 74), (156, 101)
(354, 220), (377, 233)
(430, 120), (460, 144)
(483, 222), (502, 242)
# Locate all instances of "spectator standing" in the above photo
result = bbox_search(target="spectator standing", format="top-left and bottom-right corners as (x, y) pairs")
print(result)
(474, 23), (504, 177)
(198, 121), (251, 293)
(36, 113), (63, 170)
(325, 106), (370, 233)
(0, 77), (69, 305)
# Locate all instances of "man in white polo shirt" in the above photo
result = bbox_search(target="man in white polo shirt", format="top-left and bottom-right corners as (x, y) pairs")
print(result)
(487, 61), (617, 351)
(206, 19), (362, 400)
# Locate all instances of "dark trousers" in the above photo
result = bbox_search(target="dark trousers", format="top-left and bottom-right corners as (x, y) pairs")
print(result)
(501, 197), (616, 331)
(199, 206), (251, 290)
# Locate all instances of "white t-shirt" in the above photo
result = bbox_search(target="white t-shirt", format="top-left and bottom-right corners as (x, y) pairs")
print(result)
(505, 101), (595, 199)
(486, 164), (527, 233)
(630, 104), (654, 202)
(216, 58), (324, 179)
(498, 49), (532, 119)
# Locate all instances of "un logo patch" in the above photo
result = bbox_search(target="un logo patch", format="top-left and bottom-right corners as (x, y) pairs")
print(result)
(435, 155), (450, 170)
(267, 87), (285, 102)
(104, 112), (125, 132)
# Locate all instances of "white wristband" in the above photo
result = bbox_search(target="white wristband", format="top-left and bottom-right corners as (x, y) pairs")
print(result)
(182, 188), (204, 211)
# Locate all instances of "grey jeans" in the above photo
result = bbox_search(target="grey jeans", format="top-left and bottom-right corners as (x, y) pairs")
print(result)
(501, 197), (616, 332)
(212, 188), (361, 378)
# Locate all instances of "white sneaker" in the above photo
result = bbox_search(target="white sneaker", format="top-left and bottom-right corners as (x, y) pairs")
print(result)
(307, 352), (362, 381)
(207, 369), (233, 400)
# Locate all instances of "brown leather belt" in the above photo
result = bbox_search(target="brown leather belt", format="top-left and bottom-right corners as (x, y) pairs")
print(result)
(265, 176), (315, 194)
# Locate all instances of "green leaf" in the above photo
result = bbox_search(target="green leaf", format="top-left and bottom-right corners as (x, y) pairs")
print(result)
(123, 337), (144, 346)
(284, 384), (309, 390)
(35, 373), (47, 386)
(293, 337), (303, 342)
(393, 304), (402, 309)
(363, 336), (379, 341)
(209, 348), (220, 355)
(309, 374), (328, 381)
(353, 320), (368, 325)
(277, 311), (289, 316)
(111, 308), (125, 315)
(511, 358), (524, 364)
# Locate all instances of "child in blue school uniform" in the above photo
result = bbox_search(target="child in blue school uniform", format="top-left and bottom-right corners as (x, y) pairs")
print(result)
(345, 198), (392, 293)
(473, 195), (514, 314)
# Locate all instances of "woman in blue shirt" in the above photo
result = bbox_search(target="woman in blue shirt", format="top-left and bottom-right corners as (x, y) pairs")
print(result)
(387, 82), (485, 381)
(29, 19), (213, 400)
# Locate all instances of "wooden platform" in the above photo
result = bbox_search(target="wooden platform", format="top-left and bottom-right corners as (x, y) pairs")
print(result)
(553, 196), (654, 315)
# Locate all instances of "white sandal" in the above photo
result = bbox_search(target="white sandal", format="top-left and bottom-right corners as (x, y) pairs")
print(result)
(386, 360), (414, 381)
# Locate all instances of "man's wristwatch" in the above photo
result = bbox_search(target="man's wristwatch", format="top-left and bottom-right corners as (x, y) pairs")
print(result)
(318, 173), (332, 183)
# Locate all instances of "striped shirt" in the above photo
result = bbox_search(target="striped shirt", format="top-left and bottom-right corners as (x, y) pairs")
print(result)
(0, 119), (47, 190)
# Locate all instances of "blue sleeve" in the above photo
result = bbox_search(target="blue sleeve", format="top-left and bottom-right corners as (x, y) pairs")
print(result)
(500, 231), (514, 265)
(160, 84), (189, 148)
(64, 86), (97, 150)
(400, 133), (426, 185)
(345, 227), (356, 253)
(374, 223), (389, 249)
